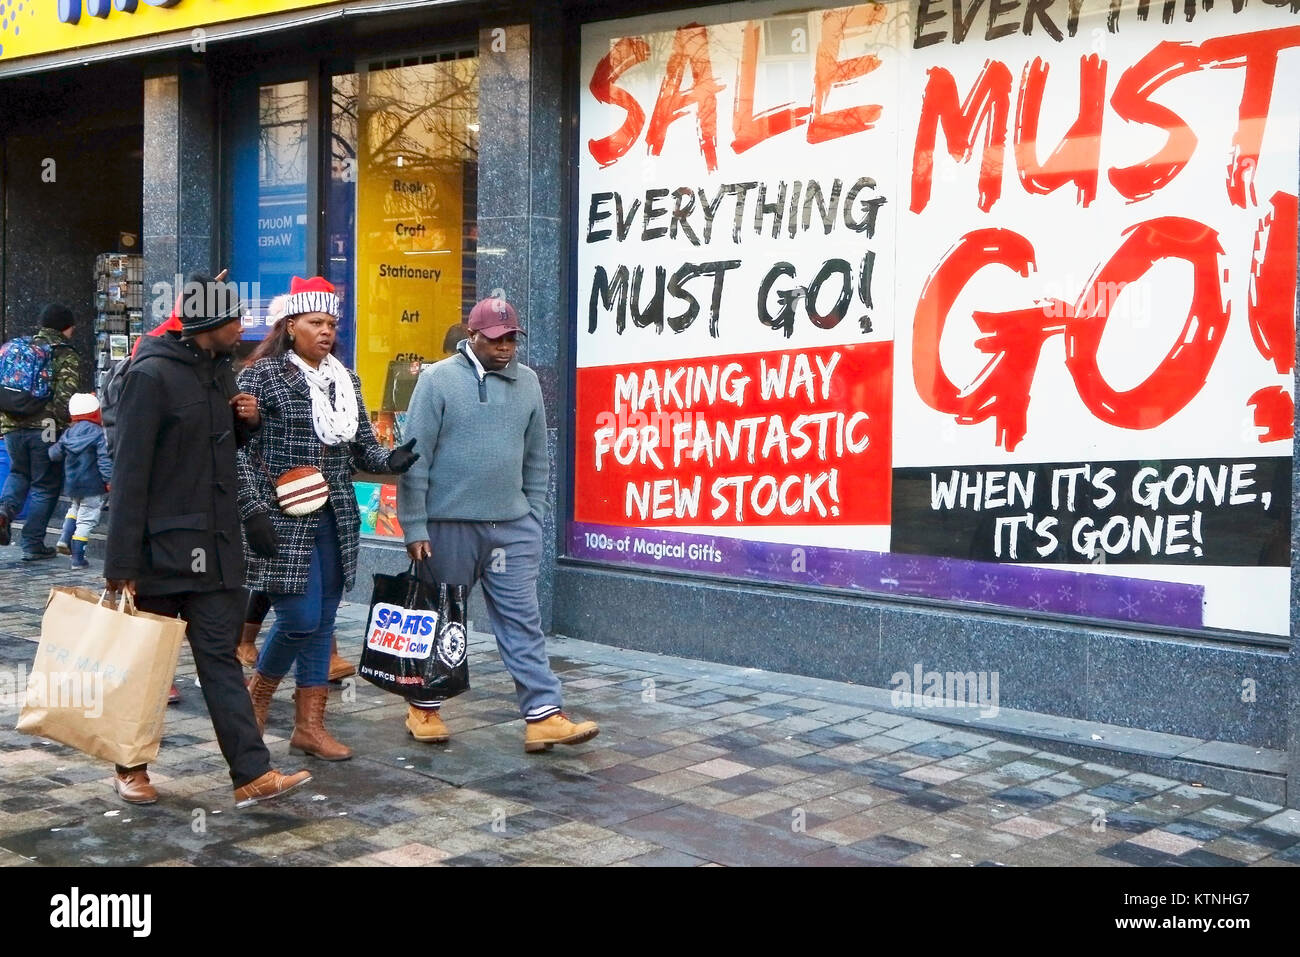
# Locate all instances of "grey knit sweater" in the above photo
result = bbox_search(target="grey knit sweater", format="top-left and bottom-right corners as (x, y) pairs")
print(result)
(397, 341), (549, 542)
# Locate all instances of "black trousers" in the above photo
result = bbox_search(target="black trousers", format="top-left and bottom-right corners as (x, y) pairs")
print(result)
(133, 588), (271, 788)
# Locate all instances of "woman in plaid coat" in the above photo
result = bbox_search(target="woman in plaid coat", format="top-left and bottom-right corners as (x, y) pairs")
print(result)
(237, 276), (418, 761)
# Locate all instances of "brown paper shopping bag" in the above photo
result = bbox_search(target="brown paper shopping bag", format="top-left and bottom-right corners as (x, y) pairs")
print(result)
(17, 587), (185, 768)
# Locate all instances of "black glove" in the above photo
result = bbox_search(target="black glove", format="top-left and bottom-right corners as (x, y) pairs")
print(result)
(243, 513), (279, 558)
(387, 439), (419, 474)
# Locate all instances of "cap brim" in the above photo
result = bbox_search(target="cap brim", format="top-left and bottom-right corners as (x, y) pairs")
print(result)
(475, 324), (525, 339)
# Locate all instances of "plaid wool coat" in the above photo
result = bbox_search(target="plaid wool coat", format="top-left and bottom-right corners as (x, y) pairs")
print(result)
(236, 354), (396, 594)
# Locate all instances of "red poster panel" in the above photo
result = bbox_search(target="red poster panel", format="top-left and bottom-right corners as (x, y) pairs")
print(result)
(575, 342), (892, 527)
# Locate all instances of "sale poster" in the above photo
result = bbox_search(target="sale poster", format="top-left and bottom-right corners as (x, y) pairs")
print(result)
(572, 0), (1299, 636)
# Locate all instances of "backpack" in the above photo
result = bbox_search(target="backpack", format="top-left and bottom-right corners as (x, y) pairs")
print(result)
(101, 355), (132, 459)
(0, 336), (56, 416)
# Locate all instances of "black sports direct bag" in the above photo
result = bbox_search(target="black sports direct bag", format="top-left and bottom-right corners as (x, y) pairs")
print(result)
(360, 562), (469, 701)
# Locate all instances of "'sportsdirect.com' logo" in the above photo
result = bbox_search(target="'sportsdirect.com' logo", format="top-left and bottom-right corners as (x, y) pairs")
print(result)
(50, 887), (151, 938)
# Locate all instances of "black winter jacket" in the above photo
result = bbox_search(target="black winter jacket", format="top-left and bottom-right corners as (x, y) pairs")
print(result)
(104, 333), (254, 595)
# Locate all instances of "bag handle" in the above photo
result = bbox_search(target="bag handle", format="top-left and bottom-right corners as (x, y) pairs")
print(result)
(98, 588), (137, 615)
(406, 558), (446, 610)
(404, 560), (421, 607)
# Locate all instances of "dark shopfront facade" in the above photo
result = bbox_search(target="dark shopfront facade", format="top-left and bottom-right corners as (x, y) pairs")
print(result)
(1, 0), (1298, 805)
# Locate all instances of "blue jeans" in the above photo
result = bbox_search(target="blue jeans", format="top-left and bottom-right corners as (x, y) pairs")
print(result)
(256, 509), (343, 688)
(1, 429), (64, 553)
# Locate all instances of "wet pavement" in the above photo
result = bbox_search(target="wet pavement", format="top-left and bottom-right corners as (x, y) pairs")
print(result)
(1, 551), (1298, 868)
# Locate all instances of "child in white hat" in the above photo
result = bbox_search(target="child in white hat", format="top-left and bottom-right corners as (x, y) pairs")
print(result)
(49, 392), (112, 568)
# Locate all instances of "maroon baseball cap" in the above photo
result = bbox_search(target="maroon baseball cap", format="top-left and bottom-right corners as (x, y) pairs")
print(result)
(467, 297), (526, 339)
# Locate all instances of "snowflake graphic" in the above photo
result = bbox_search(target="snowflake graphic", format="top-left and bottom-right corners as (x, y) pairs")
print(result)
(1119, 595), (1141, 619)
(979, 574), (1000, 596)
(1058, 586), (1073, 601)
(953, 590), (971, 601)
(1029, 593), (1048, 611)
(831, 561), (845, 575)
(938, 557), (953, 570)
(1150, 585), (1168, 605)
(1029, 567), (1043, 581)
(906, 559), (921, 575)
(1173, 601), (1187, 616)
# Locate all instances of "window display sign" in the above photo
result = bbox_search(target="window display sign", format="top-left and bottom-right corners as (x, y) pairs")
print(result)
(229, 81), (310, 338)
(356, 481), (403, 539)
(349, 58), (477, 539)
(354, 59), (476, 414)
(573, 0), (1299, 637)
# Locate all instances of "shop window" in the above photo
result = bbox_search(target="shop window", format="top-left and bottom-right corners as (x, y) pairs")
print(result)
(334, 54), (479, 541)
(571, 0), (1299, 642)
(228, 79), (311, 337)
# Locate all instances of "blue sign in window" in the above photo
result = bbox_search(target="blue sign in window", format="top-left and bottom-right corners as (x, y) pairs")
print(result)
(228, 80), (311, 340)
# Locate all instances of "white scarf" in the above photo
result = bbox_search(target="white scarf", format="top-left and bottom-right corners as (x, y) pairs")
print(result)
(288, 352), (358, 446)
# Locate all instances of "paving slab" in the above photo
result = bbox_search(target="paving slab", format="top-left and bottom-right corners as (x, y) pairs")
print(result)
(0, 552), (1293, 868)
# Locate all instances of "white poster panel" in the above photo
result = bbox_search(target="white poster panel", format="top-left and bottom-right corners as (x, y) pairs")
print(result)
(573, 0), (1299, 637)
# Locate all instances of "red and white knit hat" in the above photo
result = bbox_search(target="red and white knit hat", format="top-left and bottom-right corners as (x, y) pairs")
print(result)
(282, 276), (341, 321)
(69, 393), (101, 419)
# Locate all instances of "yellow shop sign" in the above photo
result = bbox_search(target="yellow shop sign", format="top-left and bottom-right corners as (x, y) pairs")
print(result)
(0, 0), (348, 62)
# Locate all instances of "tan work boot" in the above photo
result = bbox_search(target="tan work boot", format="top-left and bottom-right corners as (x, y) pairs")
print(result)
(246, 671), (282, 736)
(328, 635), (356, 682)
(233, 769), (313, 809)
(235, 622), (260, 668)
(113, 766), (158, 805)
(405, 705), (450, 743)
(524, 712), (600, 753)
(289, 686), (352, 761)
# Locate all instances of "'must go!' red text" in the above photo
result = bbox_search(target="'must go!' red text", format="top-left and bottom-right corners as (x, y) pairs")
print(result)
(585, 6), (1300, 452)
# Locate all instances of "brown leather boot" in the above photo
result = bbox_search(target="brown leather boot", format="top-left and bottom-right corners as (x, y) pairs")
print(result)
(113, 765), (158, 805)
(246, 671), (282, 736)
(289, 686), (352, 761)
(234, 768), (313, 809)
(235, 622), (260, 668)
(328, 635), (355, 682)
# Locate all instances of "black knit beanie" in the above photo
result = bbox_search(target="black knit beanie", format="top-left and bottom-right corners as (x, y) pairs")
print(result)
(179, 279), (243, 335)
(39, 303), (75, 331)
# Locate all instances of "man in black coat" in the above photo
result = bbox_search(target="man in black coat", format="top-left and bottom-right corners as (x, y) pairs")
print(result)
(104, 277), (312, 808)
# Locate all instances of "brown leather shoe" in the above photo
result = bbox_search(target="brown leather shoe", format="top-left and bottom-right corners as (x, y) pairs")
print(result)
(233, 768), (313, 809)
(524, 712), (600, 753)
(113, 766), (158, 805)
(289, 686), (352, 761)
(235, 622), (260, 668)
(405, 705), (450, 743)
(327, 635), (355, 682)
(246, 671), (282, 736)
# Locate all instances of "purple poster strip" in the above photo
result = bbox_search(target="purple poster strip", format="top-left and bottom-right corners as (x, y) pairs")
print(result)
(568, 522), (1205, 630)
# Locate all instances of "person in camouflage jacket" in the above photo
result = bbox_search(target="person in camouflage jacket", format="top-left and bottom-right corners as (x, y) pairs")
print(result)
(0, 304), (80, 558)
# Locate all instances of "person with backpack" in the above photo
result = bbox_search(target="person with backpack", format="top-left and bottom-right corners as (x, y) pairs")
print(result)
(0, 304), (80, 559)
(48, 393), (112, 568)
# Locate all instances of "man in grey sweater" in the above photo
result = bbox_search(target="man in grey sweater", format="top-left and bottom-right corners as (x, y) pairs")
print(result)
(397, 297), (599, 752)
